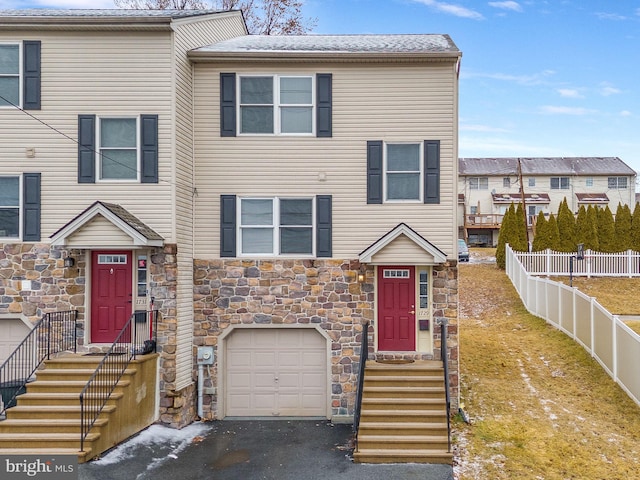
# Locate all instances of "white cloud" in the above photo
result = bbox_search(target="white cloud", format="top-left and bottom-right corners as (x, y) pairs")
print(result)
(459, 135), (558, 157)
(557, 88), (584, 99)
(412, 0), (484, 20)
(600, 84), (621, 96)
(460, 123), (509, 133)
(538, 105), (597, 115)
(595, 12), (627, 21)
(462, 69), (555, 86)
(620, 110), (632, 117)
(488, 1), (522, 12)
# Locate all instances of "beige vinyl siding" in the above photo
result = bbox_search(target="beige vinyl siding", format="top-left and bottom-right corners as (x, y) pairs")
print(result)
(193, 61), (458, 259)
(0, 30), (174, 241)
(65, 215), (134, 248)
(171, 13), (246, 390)
(369, 236), (439, 264)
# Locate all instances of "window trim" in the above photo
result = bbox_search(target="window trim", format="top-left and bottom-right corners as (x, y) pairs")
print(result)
(550, 177), (570, 190)
(383, 142), (424, 203)
(238, 196), (316, 257)
(0, 174), (22, 241)
(528, 178), (536, 187)
(0, 42), (22, 109)
(237, 74), (316, 136)
(469, 177), (489, 190)
(96, 115), (141, 182)
(608, 176), (628, 189)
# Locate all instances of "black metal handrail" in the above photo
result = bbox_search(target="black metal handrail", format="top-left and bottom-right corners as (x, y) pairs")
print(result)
(440, 319), (452, 452)
(80, 309), (158, 452)
(353, 321), (369, 438)
(0, 310), (77, 416)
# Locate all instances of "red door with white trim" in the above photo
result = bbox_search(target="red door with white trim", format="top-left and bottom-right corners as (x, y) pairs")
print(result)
(378, 266), (416, 351)
(91, 251), (133, 343)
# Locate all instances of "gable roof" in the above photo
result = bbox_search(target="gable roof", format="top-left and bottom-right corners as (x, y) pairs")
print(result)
(359, 223), (447, 264)
(459, 157), (636, 177)
(50, 201), (163, 247)
(190, 34), (461, 62)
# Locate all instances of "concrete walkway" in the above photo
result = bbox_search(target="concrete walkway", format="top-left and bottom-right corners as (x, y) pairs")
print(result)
(79, 420), (454, 480)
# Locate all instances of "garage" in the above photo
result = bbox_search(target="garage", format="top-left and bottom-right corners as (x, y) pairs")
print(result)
(225, 328), (328, 417)
(0, 318), (31, 365)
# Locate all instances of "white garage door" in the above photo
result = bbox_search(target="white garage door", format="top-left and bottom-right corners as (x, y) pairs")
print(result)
(226, 328), (327, 417)
(0, 319), (31, 365)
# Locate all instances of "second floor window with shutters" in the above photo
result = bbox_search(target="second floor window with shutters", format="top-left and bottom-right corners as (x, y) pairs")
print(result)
(0, 44), (19, 107)
(98, 117), (138, 181)
(385, 143), (422, 201)
(239, 75), (313, 135)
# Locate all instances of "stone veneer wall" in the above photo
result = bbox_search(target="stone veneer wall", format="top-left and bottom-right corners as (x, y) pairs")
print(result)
(193, 258), (460, 419)
(0, 243), (85, 324)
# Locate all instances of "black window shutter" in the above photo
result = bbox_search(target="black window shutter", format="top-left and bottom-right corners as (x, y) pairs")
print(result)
(23, 40), (41, 110)
(23, 173), (41, 241)
(141, 114), (159, 183)
(316, 195), (332, 257)
(78, 115), (96, 183)
(316, 73), (332, 138)
(220, 195), (237, 257)
(424, 140), (440, 204)
(220, 73), (236, 137)
(367, 140), (383, 204)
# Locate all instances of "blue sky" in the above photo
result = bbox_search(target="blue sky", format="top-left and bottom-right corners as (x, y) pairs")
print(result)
(3, 0), (640, 177)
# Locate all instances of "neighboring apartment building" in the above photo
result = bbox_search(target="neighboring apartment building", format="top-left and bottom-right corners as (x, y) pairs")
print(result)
(0, 9), (461, 429)
(458, 157), (637, 246)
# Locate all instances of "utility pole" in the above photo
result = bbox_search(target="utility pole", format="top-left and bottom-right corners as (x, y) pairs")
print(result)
(517, 158), (529, 242)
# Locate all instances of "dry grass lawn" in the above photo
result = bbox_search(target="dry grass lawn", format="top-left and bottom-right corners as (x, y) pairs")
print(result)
(454, 252), (640, 479)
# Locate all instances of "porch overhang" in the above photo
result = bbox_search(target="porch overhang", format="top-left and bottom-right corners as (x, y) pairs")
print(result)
(50, 201), (164, 249)
(358, 223), (447, 265)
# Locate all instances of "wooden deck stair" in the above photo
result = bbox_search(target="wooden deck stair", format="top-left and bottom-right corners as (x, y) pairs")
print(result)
(353, 360), (453, 464)
(0, 354), (157, 463)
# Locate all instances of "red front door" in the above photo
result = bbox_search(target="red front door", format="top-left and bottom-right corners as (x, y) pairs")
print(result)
(91, 251), (133, 343)
(378, 266), (416, 351)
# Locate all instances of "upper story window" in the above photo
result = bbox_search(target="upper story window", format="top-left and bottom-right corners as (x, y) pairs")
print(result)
(608, 177), (628, 189)
(528, 178), (536, 187)
(503, 177), (511, 188)
(385, 143), (422, 201)
(0, 176), (20, 238)
(0, 43), (20, 107)
(98, 117), (138, 181)
(239, 75), (313, 135)
(469, 177), (489, 190)
(550, 177), (569, 190)
(585, 177), (593, 187)
(240, 197), (314, 255)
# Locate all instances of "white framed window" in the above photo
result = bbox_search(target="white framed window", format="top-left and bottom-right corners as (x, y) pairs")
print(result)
(97, 116), (139, 181)
(239, 197), (314, 256)
(0, 43), (21, 108)
(97, 254), (128, 264)
(528, 178), (536, 187)
(608, 177), (628, 189)
(384, 143), (422, 202)
(239, 75), (314, 135)
(469, 177), (489, 190)
(0, 175), (21, 239)
(503, 177), (511, 188)
(585, 177), (593, 187)
(383, 269), (410, 278)
(550, 177), (569, 190)
(419, 269), (429, 309)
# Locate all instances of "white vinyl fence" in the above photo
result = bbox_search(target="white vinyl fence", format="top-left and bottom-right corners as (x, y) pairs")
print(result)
(515, 248), (640, 277)
(506, 244), (640, 407)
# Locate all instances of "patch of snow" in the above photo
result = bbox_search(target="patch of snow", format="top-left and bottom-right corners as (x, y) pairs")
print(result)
(92, 422), (213, 466)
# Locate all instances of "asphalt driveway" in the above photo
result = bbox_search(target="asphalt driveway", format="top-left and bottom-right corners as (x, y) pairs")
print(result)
(78, 420), (454, 480)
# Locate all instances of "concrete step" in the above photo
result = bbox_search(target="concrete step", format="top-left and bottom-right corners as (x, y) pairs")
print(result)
(0, 432), (100, 449)
(0, 448), (93, 463)
(353, 448), (453, 465)
(5, 404), (116, 420)
(357, 434), (449, 451)
(359, 409), (446, 423)
(0, 417), (108, 434)
(16, 391), (123, 407)
(364, 376), (443, 388)
(26, 379), (131, 393)
(363, 386), (446, 399)
(361, 397), (446, 410)
(358, 421), (448, 436)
